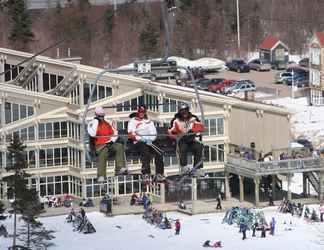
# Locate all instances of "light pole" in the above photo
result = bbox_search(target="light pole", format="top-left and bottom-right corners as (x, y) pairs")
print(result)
(236, 0), (241, 58)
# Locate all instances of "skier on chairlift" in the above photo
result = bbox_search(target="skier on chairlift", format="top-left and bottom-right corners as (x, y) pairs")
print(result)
(168, 104), (204, 175)
(87, 107), (127, 183)
(128, 105), (165, 182)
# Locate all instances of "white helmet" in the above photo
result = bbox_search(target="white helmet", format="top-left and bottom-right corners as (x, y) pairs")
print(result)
(95, 106), (105, 116)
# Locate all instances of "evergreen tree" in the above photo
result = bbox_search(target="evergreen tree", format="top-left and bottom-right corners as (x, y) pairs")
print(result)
(5, 0), (34, 48)
(4, 137), (51, 249)
(139, 22), (159, 58)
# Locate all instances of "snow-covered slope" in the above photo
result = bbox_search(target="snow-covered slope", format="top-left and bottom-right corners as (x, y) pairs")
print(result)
(265, 97), (324, 149)
(2, 208), (324, 250)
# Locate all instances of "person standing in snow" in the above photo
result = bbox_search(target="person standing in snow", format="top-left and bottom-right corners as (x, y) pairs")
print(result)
(128, 105), (165, 182)
(320, 203), (324, 222)
(261, 224), (266, 238)
(216, 194), (222, 210)
(270, 217), (276, 235)
(175, 219), (181, 235)
(252, 222), (258, 237)
(168, 104), (204, 175)
(87, 107), (126, 182)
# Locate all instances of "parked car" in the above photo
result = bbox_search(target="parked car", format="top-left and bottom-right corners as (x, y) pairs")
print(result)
(207, 78), (234, 93)
(194, 78), (212, 90)
(231, 82), (256, 94)
(226, 59), (250, 73)
(283, 74), (309, 87)
(271, 61), (286, 70)
(248, 59), (271, 71)
(299, 58), (309, 68)
(275, 72), (292, 84)
(224, 80), (254, 94)
(295, 138), (313, 152)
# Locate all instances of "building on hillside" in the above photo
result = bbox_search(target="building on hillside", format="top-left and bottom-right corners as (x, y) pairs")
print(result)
(0, 48), (291, 203)
(259, 35), (289, 69)
(309, 32), (324, 106)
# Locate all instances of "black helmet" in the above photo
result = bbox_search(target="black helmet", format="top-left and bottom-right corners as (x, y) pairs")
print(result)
(178, 103), (189, 112)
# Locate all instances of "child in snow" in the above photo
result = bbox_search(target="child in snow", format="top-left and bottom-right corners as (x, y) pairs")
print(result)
(175, 219), (181, 235)
(241, 223), (247, 240)
(261, 224), (266, 238)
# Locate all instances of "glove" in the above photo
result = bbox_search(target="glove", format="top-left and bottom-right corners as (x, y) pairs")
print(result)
(139, 137), (152, 145)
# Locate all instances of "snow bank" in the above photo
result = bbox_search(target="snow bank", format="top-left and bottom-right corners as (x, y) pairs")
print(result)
(265, 97), (324, 149)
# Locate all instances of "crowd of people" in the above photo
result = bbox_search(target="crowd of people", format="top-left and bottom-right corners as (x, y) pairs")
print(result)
(88, 104), (205, 184)
(66, 208), (96, 234)
(40, 194), (74, 208)
(130, 193), (151, 208)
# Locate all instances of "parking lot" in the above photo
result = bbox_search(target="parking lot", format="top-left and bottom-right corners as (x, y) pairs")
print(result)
(206, 69), (293, 98)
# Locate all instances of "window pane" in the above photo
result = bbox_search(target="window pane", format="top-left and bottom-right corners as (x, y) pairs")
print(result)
(27, 106), (34, 116)
(48, 184), (54, 196)
(204, 146), (210, 162)
(39, 124), (45, 139)
(98, 85), (105, 99)
(55, 183), (62, 195)
(43, 73), (50, 91)
(40, 185), (46, 197)
(210, 119), (216, 135)
(4, 64), (11, 81)
(12, 103), (19, 122)
(28, 151), (36, 168)
(217, 118), (224, 135)
(54, 148), (61, 165)
(105, 87), (112, 97)
(21, 128), (27, 141)
(62, 148), (68, 165)
(5, 102), (11, 124)
(63, 182), (68, 194)
(170, 99), (176, 112)
(46, 123), (52, 139)
(54, 122), (60, 138)
(50, 74), (57, 89)
(91, 85), (97, 102)
(39, 149), (46, 167)
(58, 75), (64, 83)
(218, 145), (224, 162)
(163, 98), (169, 112)
(61, 122), (67, 137)
(83, 83), (90, 105)
(28, 126), (35, 141)
(211, 147), (217, 162)
(47, 148), (54, 166)
(131, 98), (137, 110)
(20, 105), (27, 119)
(124, 101), (130, 111)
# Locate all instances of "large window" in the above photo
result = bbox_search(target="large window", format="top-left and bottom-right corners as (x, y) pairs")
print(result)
(39, 147), (71, 168)
(5, 126), (36, 143)
(163, 97), (189, 113)
(43, 72), (64, 92)
(204, 144), (224, 162)
(38, 121), (79, 140)
(4, 63), (24, 82)
(39, 175), (70, 197)
(204, 117), (224, 136)
(83, 82), (112, 104)
(116, 96), (144, 112)
(4, 102), (34, 124)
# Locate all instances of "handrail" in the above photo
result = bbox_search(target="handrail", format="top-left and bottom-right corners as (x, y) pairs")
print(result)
(227, 154), (324, 174)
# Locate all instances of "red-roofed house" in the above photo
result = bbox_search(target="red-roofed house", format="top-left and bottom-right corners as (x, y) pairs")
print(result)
(309, 32), (324, 105)
(259, 35), (289, 69)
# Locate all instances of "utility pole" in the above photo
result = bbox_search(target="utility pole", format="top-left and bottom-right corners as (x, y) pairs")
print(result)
(236, 0), (241, 58)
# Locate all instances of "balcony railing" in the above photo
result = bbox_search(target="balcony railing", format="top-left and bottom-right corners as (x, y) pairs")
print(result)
(226, 154), (324, 176)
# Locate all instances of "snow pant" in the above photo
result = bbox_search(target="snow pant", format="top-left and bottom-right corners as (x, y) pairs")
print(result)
(175, 229), (180, 235)
(216, 202), (222, 210)
(242, 230), (246, 240)
(96, 142), (125, 178)
(321, 213), (323, 222)
(252, 228), (256, 237)
(178, 139), (203, 168)
(261, 230), (266, 238)
(136, 142), (164, 175)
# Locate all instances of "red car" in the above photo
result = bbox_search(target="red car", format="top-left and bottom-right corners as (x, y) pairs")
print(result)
(207, 78), (234, 93)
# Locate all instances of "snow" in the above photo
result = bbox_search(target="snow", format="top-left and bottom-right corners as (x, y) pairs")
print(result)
(2, 207), (324, 250)
(265, 97), (324, 149)
(117, 57), (227, 72)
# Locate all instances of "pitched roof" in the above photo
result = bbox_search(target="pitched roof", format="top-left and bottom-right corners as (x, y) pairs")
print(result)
(315, 32), (324, 46)
(259, 35), (280, 50)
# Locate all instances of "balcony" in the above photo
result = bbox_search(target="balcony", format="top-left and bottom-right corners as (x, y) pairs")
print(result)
(226, 154), (324, 177)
